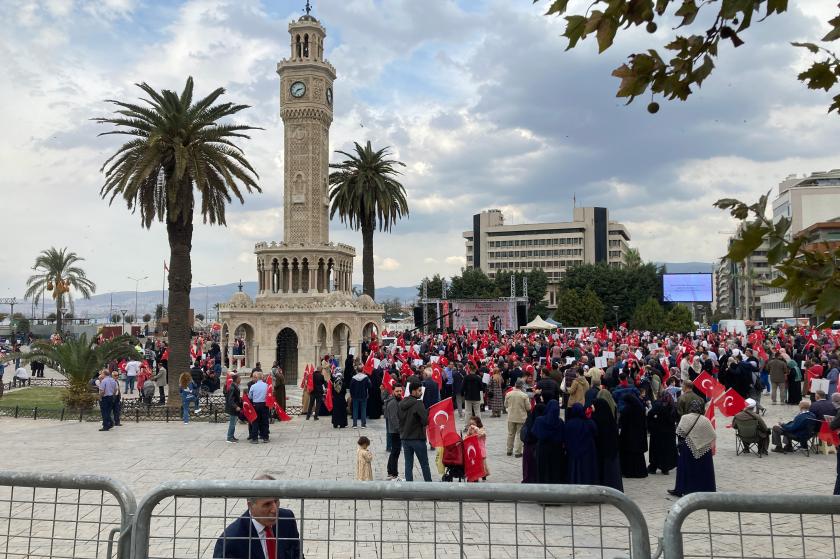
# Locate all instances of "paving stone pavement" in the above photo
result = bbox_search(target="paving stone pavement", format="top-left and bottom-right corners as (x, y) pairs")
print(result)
(0, 387), (838, 558)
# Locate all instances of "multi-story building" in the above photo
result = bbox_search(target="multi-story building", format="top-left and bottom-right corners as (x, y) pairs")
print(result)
(713, 260), (732, 316)
(463, 207), (632, 308)
(760, 170), (840, 321)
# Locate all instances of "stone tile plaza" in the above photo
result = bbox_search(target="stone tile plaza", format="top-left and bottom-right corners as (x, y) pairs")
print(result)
(3, 1), (840, 559)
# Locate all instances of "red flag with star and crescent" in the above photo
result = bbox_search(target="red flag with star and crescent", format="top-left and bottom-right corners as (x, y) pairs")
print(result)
(714, 388), (747, 417)
(431, 363), (443, 390)
(241, 393), (257, 424)
(382, 372), (396, 395)
(427, 398), (458, 448)
(463, 434), (486, 481)
(325, 380), (334, 412)
(694, 372), (725, 400)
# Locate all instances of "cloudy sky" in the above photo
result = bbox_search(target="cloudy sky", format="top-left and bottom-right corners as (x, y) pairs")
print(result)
(1, 0), (839, 299)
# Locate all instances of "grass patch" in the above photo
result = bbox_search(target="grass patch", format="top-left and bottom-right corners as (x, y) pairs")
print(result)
(0, 387), (67, 410)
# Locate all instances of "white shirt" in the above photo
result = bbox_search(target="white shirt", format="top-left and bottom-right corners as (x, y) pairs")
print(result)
(125, 360), (141, 377)
(250, 518), (268, 559)
(15, 367), (29, 379)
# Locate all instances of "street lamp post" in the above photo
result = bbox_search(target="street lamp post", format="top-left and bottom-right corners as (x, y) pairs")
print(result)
(120, 309), (128, 336)
(127, 275), (148, 323)
(197, 282), (211, 322)
(612, 305), (619, 328)
(59, 307), (68, 336)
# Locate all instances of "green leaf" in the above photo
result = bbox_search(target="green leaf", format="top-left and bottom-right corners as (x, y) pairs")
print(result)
(766, 0), (788, 16)
(563, 15), (588, 50)
(798, 61), (838, 91)
(829, 93), (840, 114)
(674, 0), (698, 27)
(727, 223), (768, 262)
(815, 284), (840, 315)
(584, 10), (604, 35)
(693, 55), (715, 85)
(543, 0), (570, 16)
(823, 15), (840, 41)
(791, 41), (820, 54)
(597, 16), (619, 53)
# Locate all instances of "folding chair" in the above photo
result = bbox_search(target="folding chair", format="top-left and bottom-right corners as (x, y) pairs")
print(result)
(789, 419), (820, 457)
(734, 420), (766, 456)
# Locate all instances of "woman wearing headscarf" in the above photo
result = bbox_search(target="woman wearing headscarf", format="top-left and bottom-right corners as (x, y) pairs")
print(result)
(330, 368), (348, 429)
(533, 399), (566, 484)
(618, 393), (648, 478)
(785, 352), (803, 405)
(564, 403), (598, 484)
(520, 403), (546, 483)
(367, 367), (384, 419)
(827, 359), (840, 398)
(592, 396), (623, 491)
(272, 363), (286, 412)
(669, 399), (716, 497)
(647, 391), (678, 475)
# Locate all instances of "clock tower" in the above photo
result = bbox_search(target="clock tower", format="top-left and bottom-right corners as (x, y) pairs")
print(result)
(219, 4), (382, 387)
(277, 8), (335, 245)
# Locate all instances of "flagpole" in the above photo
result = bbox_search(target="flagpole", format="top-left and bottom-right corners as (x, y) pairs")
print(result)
(161, 261), (166, 313)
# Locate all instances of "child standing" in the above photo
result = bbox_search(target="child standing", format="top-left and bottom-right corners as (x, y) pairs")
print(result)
(356, 436), (373, 481)
(466, 416), (489, 480)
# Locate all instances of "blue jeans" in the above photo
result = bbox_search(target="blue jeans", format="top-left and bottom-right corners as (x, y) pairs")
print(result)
(227, 414), (238, 440)
(100, 396), (114, 430)
(760, 371), (770, 392)
(181, 399), (191, 423)
(125, 376), (136, 394)
(352, 398), (367, 427)
(402, 439), (432, 482)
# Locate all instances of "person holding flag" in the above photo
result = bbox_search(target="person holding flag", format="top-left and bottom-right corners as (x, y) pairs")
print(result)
(223, 373), (242, 443)
(398, 381), (433, 482)
(305, 366), (327, 421)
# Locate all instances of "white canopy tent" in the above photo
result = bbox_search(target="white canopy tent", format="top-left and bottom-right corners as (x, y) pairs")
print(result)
(520, 315), (556, 330)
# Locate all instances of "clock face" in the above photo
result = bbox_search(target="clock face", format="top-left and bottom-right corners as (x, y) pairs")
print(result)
(326, 87), (333, 105)
(290, 81), (306, 98)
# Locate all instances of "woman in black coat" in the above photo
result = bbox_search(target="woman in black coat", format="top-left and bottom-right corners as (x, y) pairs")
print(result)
(647, 392), (678, 474)
(533, 399), (566, 484)
(330, 371), (348, 428)
(521, 403), (545, 483)
(367, 368), (384, 419)
(592, 396), (623, 491)
(618, 393), (648, 478)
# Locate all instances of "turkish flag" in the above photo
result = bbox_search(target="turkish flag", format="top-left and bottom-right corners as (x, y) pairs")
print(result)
(427, 398), (458, 448)
(463, 434), (486, 481)
(325, 380), (334, 412)
(225, 372), (233, 392)
(714, 388), (747, 417)
(118, 359), (127, 373)
(694, 372), (724, 399)
(819, 420), (840, 446)
(275, 404), (291, 421)
(265, 387), (277, 411)
(363, 353), (375, 375)
(705, 400), (717, 455)
(306, 365), (314, 393)
(382, 373), (396, 395)
(431, 364), (443, 390)
(241, 393), (257, 423)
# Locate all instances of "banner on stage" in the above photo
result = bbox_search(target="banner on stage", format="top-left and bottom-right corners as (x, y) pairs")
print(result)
(451, 300), (517, 331)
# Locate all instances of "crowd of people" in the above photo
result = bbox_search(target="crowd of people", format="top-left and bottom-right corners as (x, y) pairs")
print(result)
(284, 323), (840, 495)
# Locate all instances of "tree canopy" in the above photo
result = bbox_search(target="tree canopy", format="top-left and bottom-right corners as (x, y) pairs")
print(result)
(554, 287), (605, 326)
(537, 0), (840, 114)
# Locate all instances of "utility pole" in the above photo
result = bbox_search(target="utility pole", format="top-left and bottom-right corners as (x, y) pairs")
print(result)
(127, 275), (148, 322)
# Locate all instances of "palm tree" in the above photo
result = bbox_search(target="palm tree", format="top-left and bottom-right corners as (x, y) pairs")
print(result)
(623, 247), (642, 269)
(329, 141), (409, 298)
(95, 77), (260, 401)
(24, 247), (96, 333)
(19, 334), (140, 410)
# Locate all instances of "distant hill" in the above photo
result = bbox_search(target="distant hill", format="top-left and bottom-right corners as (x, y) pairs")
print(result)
(53, 281), (417, 320)
(656, 262), (713, 274)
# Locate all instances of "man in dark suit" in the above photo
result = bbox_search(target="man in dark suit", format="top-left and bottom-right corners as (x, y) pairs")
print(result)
(213, 475), (302, 558)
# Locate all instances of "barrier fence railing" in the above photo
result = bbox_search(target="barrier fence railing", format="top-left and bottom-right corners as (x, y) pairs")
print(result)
(5, 472), (840, 559)
(0, 472), (136, 559)
(662, 492), (840, 559)
(131, 480), (652, 559)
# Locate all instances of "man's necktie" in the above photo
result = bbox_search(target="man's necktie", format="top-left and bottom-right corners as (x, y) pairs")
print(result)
(264, 526), (277, 559)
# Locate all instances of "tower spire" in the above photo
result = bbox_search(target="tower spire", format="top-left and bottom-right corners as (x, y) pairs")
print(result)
(305, 0), (311, 16)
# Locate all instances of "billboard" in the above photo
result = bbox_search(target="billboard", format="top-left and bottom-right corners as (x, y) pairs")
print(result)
(451, 300), (518, 331)
(662, 273), (713, 303)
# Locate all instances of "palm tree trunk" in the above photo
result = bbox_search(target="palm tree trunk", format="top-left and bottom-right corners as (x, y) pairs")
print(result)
(361, 222), (375, 298)
(166, 214), (193, 404)
(55, 295), (62, 334)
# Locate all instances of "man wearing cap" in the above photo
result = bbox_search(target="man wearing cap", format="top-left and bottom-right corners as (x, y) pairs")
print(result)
(731, 398), (770, 455)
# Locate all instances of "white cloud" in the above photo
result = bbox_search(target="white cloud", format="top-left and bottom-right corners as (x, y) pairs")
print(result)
(445, 256), (466, 266)
(378, 257), (400, 271)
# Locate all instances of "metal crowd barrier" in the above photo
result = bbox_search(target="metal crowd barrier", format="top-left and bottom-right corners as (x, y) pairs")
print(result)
(0, 472), (136, 559)
(132, 480), (652, 558)
(662, 492), (840, 559)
